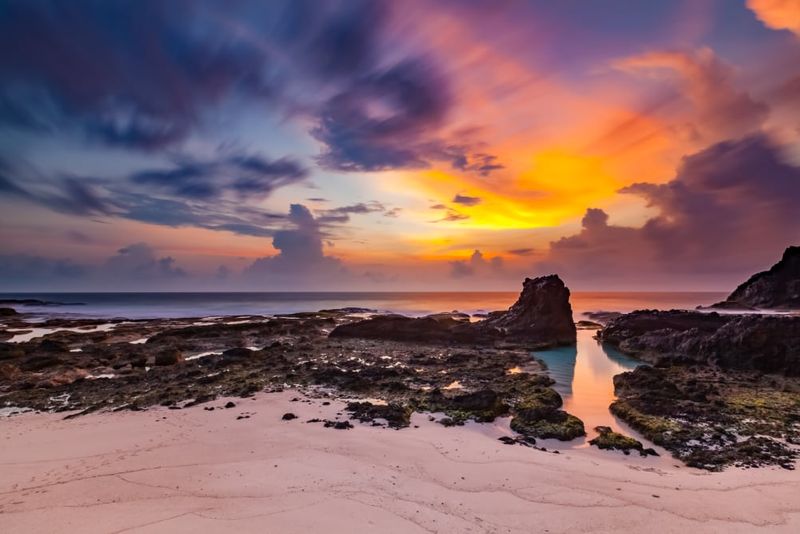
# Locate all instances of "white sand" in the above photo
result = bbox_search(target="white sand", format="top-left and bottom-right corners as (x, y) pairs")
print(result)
(1, 390), (799, 534)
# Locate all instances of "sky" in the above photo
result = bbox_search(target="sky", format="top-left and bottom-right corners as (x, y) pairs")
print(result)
(0, 0), (799, 291)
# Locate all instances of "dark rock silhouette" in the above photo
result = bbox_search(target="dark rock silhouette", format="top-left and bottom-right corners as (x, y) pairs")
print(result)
(713, 246), (800, 309)
(601, 310), (800, 375)
(330, 274), (576, 347)
(478, 274), (577, 345)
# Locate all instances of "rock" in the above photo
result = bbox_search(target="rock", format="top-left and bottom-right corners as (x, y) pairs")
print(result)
(330, 274), (576, 348)
(600, 310), (800, 375)
(589, 426), (658, 456)
(281, 412), (298, 420)
(0, 343), (25, 361)
(611, 365), (799, 470)
(425, 389), (509, 423)
(346, 401), (412, 428)
(18, 354), (64, 372)
(154, 348), (183, 366)
(324, 420), (353, 429)
(508, 386), (585, 441)
(222, 347), (254, 362)
(582, 311), (623, 325)
(38, 339), (69, 353)
(480, 275), (576, 345)
(712, 246), (800, 309)
(318, 307), (376, 314)
(0, 307), (18, 316)
(330, 315), (454, 343)
(510, 410), (585, 441)
(225, 401), (236, 409)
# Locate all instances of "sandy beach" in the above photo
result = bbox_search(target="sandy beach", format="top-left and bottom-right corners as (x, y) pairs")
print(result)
(2, 390), (799, 534)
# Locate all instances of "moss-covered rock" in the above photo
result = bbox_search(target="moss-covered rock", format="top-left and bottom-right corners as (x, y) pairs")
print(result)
(589, 426), (658, 456)
(510, 410), (585, 441)
(423, 388), (509, 423)
(611, 366), (800, 471)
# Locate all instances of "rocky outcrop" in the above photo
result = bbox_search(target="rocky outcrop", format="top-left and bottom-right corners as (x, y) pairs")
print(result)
(330, 275), (576, 348)
(478, 274), (576, 344)
(329, 314), (456, 343)
(713, 246), (800, 309)
(600, 310), (800, 375)
(611, 365), (799, 470)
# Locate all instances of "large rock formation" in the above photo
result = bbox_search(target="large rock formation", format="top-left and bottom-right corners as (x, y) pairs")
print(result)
(330, 274), (577, 347)
(600, 310), (800, 375)
(479, 274), (576, 345)
(713, 246), (800, 309)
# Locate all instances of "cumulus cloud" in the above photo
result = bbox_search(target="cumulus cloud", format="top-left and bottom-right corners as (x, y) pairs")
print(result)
(449, 250), (504, 279)
(102, 243), (187, 281)
(0, 242), (188, 291)
(541, 134), (800, 285)
(615, 48), (768, 140)
(747, 0), (800, 36)
(245, 204), (346, 281)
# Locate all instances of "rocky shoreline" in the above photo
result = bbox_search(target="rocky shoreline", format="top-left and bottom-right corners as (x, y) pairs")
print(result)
(2, 262), (799, 472)
(0, 276), (587, 447)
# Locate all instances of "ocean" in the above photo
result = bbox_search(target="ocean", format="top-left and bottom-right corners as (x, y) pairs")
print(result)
(0, 291), (727, 320)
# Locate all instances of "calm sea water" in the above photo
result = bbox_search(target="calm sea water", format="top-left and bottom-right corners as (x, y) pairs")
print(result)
(0, 291), (726, 320)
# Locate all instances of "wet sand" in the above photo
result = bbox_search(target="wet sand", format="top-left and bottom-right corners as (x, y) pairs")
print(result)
(2, 390), (799, 533)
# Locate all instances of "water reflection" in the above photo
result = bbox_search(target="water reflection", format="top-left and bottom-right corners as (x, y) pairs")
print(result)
(533, 330), (641, 436)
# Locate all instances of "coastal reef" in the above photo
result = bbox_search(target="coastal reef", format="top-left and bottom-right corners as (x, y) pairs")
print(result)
(331, 274), (577, 348)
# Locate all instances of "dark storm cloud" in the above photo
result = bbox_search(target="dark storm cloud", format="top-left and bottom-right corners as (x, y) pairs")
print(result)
(543, 134), (800, 282)
(312, 59), (453, 172)
(0, 0), (502, 207)
(316, 201), (387, 224)
(0, 163), (111, 217)
(0, 153), (300, 238)
(0, 0), (273, 150)
(452, 194), (482, 206)
(129, 155), (308, 200)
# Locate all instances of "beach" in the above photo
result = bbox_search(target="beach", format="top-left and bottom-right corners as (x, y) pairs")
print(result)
(2, 389), (800, 534)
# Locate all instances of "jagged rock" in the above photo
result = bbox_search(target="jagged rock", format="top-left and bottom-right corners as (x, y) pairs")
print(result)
(600, 310), (800, 375)
(479, 275), (576, 345)
(330, 275), (576, 348)
(713, 246), (800, 309)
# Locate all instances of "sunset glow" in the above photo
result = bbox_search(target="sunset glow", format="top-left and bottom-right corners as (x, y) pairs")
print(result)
(1, 0), (799, 291)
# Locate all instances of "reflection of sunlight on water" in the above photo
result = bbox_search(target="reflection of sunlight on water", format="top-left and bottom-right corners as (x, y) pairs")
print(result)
(534, 330), (643, 444)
